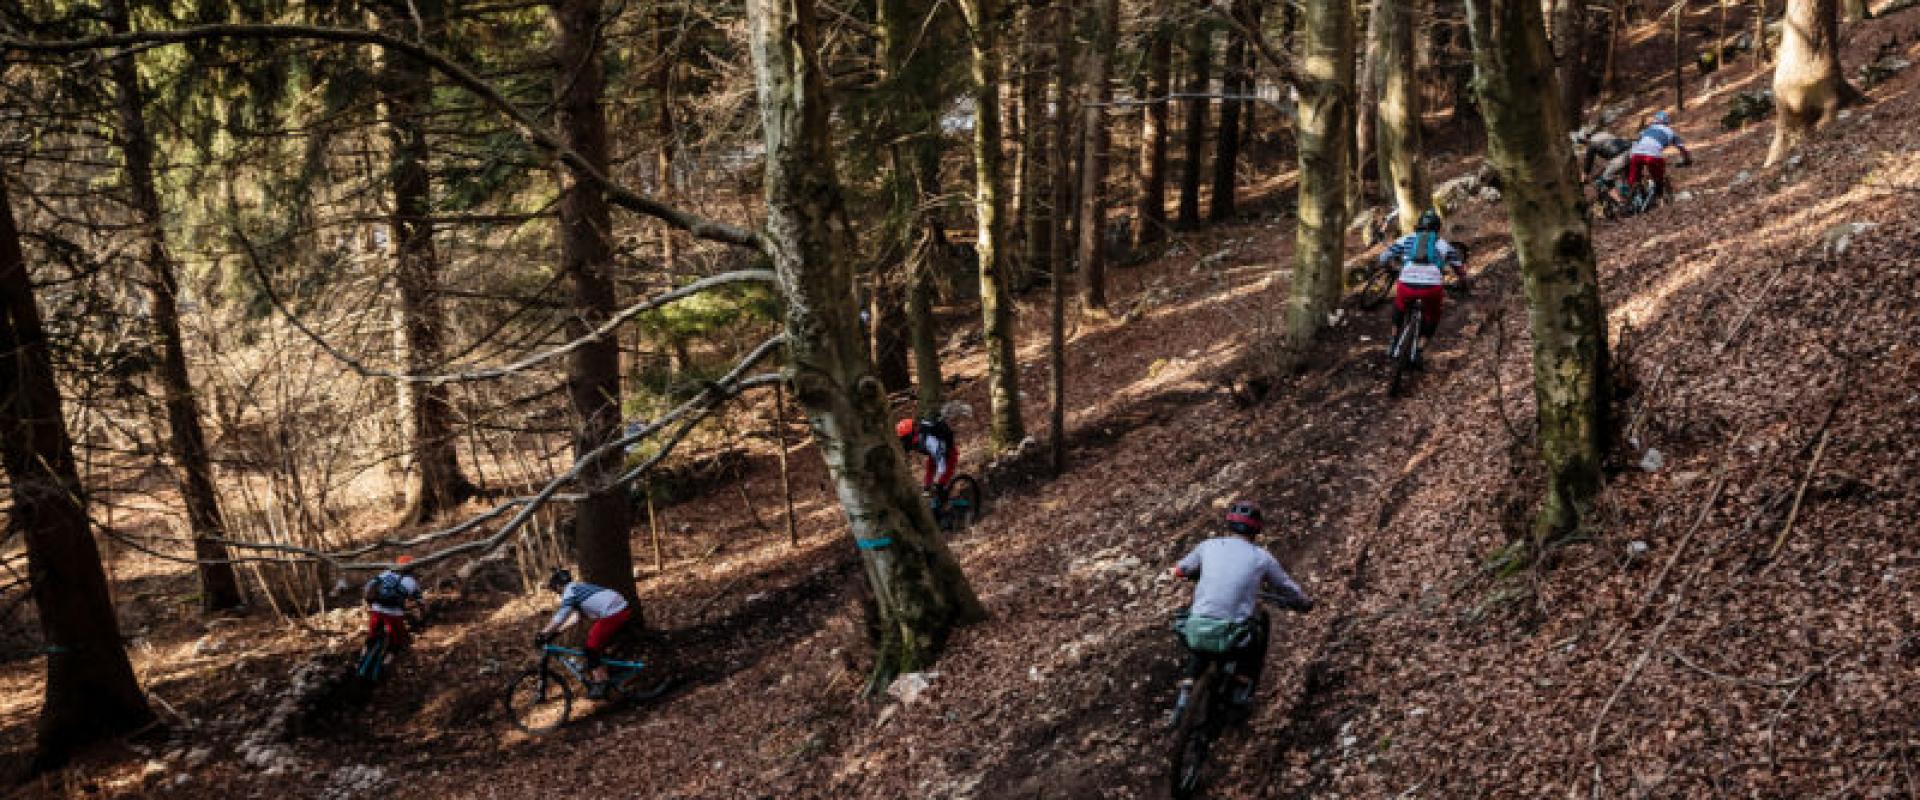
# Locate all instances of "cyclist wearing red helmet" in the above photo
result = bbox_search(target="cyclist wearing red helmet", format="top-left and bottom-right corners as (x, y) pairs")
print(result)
(896, 416), (958, 508)
(1170, 501), (1313, 708)
(363, 555), (424, 664)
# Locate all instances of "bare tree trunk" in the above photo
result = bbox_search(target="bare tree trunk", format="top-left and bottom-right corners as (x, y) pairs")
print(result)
(1377, 0), (1431, 231)
(1077, 0), (1118, 312)
(1050, 0), (1076, 475)
(654, 3), (680, 266)
(878, 0), (948, 416)
(1842, 0), (1868, 23)
(1, 172), (154, 771)
(1673, 0), (1686, 111)
(378, 0), (472, 526)
(1136, 21), (1172, 247)
(959, 0), (1027, 451)
(1754, 0), (1772, 65)
(1767, 0), (1861, 164)
(1212, 0), (1251, 221)
(872, 278), (914, 392)
(745, 0), (985, 690)
(1177, 4), (1212, 229)
(104, 0), (243, 610)
(1020, 0), (1053, 276)
(1464, 0), (1611, 541)
(1551, 0), (1590, 125)
(551, 0), (638, 605)
(1282, 0), (1353, 362)
(1356, 0), (1384, 214)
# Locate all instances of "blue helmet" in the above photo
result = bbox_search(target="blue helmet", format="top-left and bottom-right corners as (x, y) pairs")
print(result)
(1652, 110), (1672, 125)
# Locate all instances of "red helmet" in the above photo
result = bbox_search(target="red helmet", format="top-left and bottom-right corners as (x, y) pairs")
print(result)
(895, 418), (916, 439)
(395, 555), (414, 566)
(1225, 501), (1264, 537)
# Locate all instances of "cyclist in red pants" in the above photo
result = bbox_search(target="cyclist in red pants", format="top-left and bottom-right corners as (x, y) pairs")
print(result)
(1626, 111), (1693, 199)
(363, 555), (423, 666)
(534, 568), (631, 698)
(897, 417), (958, 509)
(1375, 210), (1470, 364)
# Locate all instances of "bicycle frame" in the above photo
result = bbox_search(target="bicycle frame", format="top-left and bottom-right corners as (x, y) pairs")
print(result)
(539, 644), (648, 683)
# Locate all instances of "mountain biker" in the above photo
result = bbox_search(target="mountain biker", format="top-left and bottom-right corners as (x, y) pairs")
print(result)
(1575, 128), (1633, 202)
(896, 416), (958, 510)
(1626, 111), (1693, 199)
(534, 568), (631, 699)
(1375, 209), (1470, 365)
(1170, 501), (1313, 711)
(363, 555), (424, 665)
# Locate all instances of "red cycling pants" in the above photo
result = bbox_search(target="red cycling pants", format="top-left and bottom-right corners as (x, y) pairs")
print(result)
(367, 611), (411, 651)
(922, 448), (958, 488)
(1626, 155), (1666, 187)
(1394, 282), (1446, 335)
(585, 608), (631, 656)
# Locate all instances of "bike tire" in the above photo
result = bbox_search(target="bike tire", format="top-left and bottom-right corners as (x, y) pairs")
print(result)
(1169, 665), (1219, 799)
(1356, 263), (1394, 309)
(506, 665), (573, 734)
(1388, 313), (1420, 397)
(355, 635), (388, 684)
(946, 475), (983, 531)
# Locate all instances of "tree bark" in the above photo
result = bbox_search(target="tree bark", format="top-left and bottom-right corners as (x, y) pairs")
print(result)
(1356, 0), (1384, 214)
(1019, 0), (1052, 278)
(104, 0), (244, 611)
(877, 0), (948, 416)
(0, 170), (154, 771)
(1376, 0), (1431, 232)
(378, 0), (473, 526)
(1076, 0), (1118, 312)
(1050, 0), (1076, 475)
(1551, 0), (1590, 125)
(871, 278), (914, 392)
(1177, 4), (1212, 229)
(1135, 21), (1172, 247)
(745, 0), (985, 690)
(1767, 0), (1860, 165)
(1842, 0), (1868, 23)
(1282, 0), (1353, 362)
(958, 0), (1027, 451)
(551, 0), (638, 605)
(1211, 0), (1251, 221)
(1464, 0), (1611, 541)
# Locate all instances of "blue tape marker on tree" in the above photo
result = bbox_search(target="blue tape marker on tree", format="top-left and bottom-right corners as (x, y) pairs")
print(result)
(855, 536), (894, 551)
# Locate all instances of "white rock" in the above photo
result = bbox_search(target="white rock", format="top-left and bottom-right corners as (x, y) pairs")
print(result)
(1638, 448), (1665, 473)
(887, 671), (937, 705)
(1673, 191), (1695, 203)
(1628, 540), (1650, 557)
(192, 636), (227, 656)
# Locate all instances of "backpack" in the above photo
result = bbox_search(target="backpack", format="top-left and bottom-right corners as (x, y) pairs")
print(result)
(1173, 614), (1251, 655)
(364, 573), (407, 607)
(1409, 233), (1441, 266)
(916, 417), (953, 445)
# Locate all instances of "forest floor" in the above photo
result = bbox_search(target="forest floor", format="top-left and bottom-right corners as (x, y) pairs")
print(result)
(7, 5), (1920, 798)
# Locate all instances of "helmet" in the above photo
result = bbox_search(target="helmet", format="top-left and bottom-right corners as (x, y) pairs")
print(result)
(1652, 110), (1672, 125)
(1224, 501), (1265, 537)
(895, 418), (916, 439)
(545, 568), (572, 593)
(1415, 209), (1442, 233)
(394, 554), (415, 570)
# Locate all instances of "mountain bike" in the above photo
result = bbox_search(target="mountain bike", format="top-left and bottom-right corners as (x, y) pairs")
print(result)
(932, 474), (983, 532)
(1353, 241), (1471, 311)
(1387, 295), (1427, 397)
(505, 643), (674, 733)
(1167, 593), (1311, 799)
(353, 609), (426, 686)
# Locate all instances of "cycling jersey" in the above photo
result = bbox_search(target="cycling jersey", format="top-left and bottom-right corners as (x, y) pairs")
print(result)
(1630, 123), (1685, 158)
(1378, 233), (1464, 287)
(1176, 536), (1308, 623)
(549, 582), (629, 629)
(907, 432), (956, 486)
(366, 571), (421, 617)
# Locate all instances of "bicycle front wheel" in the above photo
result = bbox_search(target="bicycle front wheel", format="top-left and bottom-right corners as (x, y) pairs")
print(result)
(355, 636), (388, 684)
(506, 665), (573, 733)
(1169, 666), (1219, 799)
(1388, 316), (1420, 397)
(946, 475), (983, 531)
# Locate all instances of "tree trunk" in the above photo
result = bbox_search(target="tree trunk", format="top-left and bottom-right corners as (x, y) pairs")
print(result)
(1356, 0), (1384, 213)
(1136, 22), (1172, 247)
(1464, 0), (1611, 541)
(1050, 0), (1076, 475)
(1211, 0), (1250, 222)
(1077, 0), (1118, 312)
(958, 0), (1027, 452)
(1754, 0), (1772, 65)
(1767, 0), (1860, 165)
(1551, 0), (1590, 125)
(654, 3), (680, 265)
(1177, 5), (1212, 229)
(551, 0), (638, 605)
(871, 277), (914, 392)
(1673, 0), (1686, 111)
(745, 0), (985, 690)
(878, 0), (948, 416)
(1020, 1), (1053, 277)
(1282, 0), (1353, 362)
(0, 170), (154, 771)
(1842, 0), (1868, 23)
(1377, 0), (1431, 232)
(104, 0), (244, 611)
(378, 0), (472, 526)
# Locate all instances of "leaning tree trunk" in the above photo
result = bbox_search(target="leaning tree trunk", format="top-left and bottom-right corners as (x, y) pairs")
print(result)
(745, 0), (986, 691)
(1464, 0), (1611, 541)
(1076, 0), (1118, 312)
(1049, 0), (1076, 475)
(958, 0), (1026, 452)
(378, 0), (473, 526)
(1135, 22), (1172, 248)
(0, 171), (154, 771)
(1177, 3), (1212, 229)
(1211, 0), (1251, 222)
(104, 0), (243, 610)
(551, 0), (638, 605)
(1766, 0), (1860, 165)
(1282, 0), (1353, 362)
(1376, 0), (1431, 232)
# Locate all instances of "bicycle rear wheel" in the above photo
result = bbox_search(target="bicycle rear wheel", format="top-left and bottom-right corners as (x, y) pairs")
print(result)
(945, 475), (982, 531)
(1169, 666), (1219, 799)
(506, 665), (573, 733)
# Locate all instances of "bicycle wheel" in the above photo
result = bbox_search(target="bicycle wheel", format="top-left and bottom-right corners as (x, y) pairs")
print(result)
(1169, 666), (1219, 799)
(945, 475), (983, 531)
(1355, 263), (1394, 309)
(355, 635), (387, 684)
(506, 665), (573, 733)
(1388, 310), (1420, 397)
